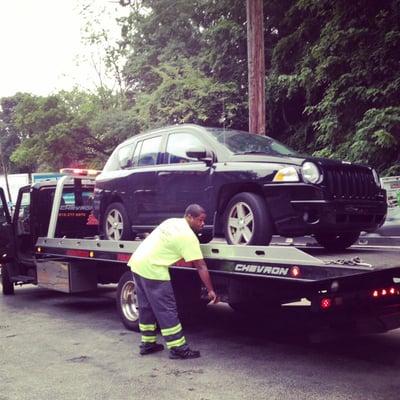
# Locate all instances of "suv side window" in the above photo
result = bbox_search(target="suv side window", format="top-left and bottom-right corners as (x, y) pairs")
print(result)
(166, 133), (204, 164)
(131, 140), (142, 167)
(118, 143), (136, 169)
(137, 136), (162, 166)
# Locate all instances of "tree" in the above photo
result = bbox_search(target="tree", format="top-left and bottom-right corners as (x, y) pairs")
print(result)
(119, 0), (248, 129)
(266, 0), (400, 174)
(4, 91), (130, 171)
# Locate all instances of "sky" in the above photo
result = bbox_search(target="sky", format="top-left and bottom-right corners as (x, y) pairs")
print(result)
(0, 0), (125, 98)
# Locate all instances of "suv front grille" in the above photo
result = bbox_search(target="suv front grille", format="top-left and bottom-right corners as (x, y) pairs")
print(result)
(323, 166), (378, 200)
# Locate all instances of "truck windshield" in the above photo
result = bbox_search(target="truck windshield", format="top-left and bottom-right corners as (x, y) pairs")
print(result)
(207, 128), (300, 157)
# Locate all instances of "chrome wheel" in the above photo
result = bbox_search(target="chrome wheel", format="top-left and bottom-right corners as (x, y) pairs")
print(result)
(120, 280), (139, 323)
(226, 201), (255, 244)
(105, 209), (123, 240)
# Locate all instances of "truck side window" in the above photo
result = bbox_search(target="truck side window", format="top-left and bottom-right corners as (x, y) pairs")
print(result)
(58, 190), (93, 208)
(17, 192), (31, 235)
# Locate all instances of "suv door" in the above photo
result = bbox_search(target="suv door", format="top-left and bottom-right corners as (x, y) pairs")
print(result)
(125, 135), (163, 225)
(154, 130), (214, 223)
(0, 187), (13, 261)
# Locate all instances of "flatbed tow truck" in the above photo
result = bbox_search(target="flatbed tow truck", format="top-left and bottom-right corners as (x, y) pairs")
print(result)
(1, 170), (400, 336)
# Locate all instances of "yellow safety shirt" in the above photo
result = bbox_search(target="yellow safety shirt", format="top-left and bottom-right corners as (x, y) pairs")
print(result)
(128, 218), (203, 281)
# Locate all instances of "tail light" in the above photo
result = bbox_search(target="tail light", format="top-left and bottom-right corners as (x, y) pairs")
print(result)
(371, 286), (400, 298)
(320, 298), (332, 309)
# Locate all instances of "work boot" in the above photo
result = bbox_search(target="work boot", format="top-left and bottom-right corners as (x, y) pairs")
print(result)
(169, 347), (201, 359)
(139, 343), (164, 355)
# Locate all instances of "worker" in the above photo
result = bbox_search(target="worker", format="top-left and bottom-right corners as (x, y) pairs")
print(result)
(127, 204), (218, 359)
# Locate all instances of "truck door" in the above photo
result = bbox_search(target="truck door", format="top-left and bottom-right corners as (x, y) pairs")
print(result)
(13, 186), (35, 260)
(0, 187), (13, 261)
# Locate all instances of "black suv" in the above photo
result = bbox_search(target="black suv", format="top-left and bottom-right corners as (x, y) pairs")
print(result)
(93, 124), (387, 250)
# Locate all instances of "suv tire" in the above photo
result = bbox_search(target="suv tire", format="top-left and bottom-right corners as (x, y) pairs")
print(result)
(103, 202), (135, 241)
(314, 231), (360, 251)
(197, 230), (213, 244)
(224, 192), (273, 246)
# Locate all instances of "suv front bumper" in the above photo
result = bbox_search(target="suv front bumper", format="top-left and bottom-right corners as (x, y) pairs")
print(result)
(263, 184), (387, 237)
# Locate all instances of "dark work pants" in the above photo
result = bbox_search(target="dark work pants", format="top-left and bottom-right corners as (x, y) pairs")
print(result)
(133, 272), (188, 350)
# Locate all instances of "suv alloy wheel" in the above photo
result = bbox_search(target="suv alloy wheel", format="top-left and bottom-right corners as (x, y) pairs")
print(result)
(103, 202), (135, 241)
(224, 192), (273, 246)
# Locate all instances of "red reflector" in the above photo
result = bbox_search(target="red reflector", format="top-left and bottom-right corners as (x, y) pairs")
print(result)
(86, 213), (100, 226)
(290, 266), (301, 277)
(382, 289), (387, 296)
(320, 298), (332, 309)
(389, 288), (396, 295)
(372, 290), (379, 297)
(117, 253), (131, 262)
(66, 249), (90, 258)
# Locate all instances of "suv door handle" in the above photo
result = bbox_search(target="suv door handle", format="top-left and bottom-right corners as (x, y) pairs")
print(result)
(157, 172), (171, 177)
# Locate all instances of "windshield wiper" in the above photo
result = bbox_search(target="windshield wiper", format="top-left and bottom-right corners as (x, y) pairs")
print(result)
(235, 150), (296, 157)
(234, 151), (272, 155)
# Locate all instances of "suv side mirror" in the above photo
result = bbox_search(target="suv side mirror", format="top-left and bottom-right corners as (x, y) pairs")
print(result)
(186, 147), (213, 166)
(120, 158), (132, 169)
(186, 147), (207, 159)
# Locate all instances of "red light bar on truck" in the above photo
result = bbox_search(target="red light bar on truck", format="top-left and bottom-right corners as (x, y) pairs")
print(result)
(60, 168), (101, 177)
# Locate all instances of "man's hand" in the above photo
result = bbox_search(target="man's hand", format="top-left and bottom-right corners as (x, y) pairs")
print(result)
(192, 259), (219, 304)
(207, 290), (219, 304)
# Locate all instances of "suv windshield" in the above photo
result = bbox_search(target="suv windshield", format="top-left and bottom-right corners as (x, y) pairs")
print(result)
(207, 128), (299, 157)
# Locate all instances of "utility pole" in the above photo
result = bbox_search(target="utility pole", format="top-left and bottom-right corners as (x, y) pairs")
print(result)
(246, 0), (266, 135)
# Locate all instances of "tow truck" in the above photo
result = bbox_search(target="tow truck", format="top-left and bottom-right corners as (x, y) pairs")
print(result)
(1, 169), (400, 336)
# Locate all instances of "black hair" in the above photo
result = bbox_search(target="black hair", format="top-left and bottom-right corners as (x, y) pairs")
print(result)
(184, 204), (206, 217)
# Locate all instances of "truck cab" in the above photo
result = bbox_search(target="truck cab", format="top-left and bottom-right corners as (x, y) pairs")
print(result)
(0, 177), (98, 294)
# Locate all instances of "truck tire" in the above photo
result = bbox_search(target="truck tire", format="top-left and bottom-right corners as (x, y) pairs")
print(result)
(116, 271), (140, 331)
(103, 202), (135, 241)
(224, 192), (273, 246)
(1, 264), (14, 295)
(314, 231), (360, 251)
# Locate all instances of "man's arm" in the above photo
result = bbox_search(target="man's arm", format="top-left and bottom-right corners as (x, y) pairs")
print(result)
(192, 259), (218, 304)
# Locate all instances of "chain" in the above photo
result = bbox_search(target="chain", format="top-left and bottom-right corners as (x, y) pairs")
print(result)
(324, 256), (372, 268)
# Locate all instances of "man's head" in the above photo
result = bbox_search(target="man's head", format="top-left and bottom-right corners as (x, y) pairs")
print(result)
(184, 204), (206, 233)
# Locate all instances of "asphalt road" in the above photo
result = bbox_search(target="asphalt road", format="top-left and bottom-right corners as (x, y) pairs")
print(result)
(1, 246), (400, 400)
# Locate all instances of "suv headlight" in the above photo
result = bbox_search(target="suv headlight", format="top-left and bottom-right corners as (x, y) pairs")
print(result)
(301, 162), (321, 184)
(273, 166), (299, 182)
(372, 169), (381, 187)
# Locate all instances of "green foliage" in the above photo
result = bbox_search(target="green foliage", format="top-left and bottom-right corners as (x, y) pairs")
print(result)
(132, 60), (237, 129)
(2, 90), (132, 172)
(119, 0), (248, 129)
(268, 0), (400, 174)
